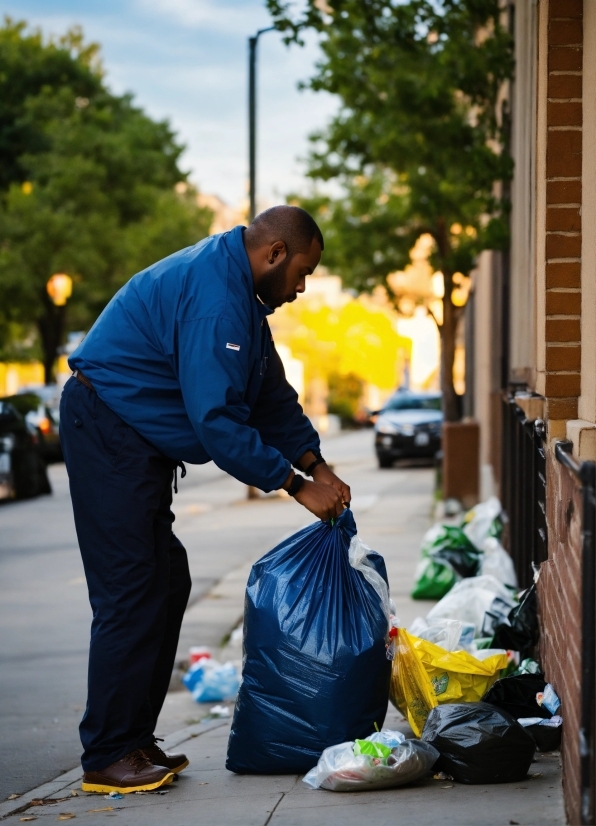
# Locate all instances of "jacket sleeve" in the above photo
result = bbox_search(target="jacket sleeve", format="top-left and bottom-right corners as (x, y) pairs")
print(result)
(177, 315), (291, 492)
(247, 341), (320, 465)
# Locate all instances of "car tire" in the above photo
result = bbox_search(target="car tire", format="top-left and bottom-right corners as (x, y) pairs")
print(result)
(377, 454), (394, 469)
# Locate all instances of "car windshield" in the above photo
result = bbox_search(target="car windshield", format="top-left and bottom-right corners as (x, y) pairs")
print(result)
(382, 395), (442, 412)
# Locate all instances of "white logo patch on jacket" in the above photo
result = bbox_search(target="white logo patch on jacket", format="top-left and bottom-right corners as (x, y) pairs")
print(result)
(226, 342), (241, 351)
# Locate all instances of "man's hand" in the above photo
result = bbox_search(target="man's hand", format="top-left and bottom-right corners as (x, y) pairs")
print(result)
(311, 462), (351, 506)
(293, 479), (345, 521)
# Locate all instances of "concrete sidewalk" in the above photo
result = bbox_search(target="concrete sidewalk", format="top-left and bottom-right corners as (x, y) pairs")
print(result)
(0, 435), (565, 825)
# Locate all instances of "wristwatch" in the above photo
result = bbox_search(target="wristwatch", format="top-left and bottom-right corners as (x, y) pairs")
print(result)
(287, 473), (305, 497)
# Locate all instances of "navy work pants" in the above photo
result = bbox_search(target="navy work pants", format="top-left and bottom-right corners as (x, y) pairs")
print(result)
(60, 377), (192, 772)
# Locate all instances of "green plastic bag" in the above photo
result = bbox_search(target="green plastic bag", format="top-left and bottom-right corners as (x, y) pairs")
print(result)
(353, 739), (392, 758)
(411, 556), (457, 600)
(422, 525), (482, 578)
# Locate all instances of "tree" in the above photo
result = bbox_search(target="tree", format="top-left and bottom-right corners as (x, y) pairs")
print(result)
(0, 20), (213, 382)
(267, 0), (514, 421)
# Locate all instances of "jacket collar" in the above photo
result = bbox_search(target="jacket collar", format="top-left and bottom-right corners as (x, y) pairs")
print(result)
(226, 225), (273, 320)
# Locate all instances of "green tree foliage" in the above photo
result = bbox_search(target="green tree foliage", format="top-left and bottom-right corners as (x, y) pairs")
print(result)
(327, 370), (364, 426)
(0, 19), (213, 382)
(267, 0), (514, 420)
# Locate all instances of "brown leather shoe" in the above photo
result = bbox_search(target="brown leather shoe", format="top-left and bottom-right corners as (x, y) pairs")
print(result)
(81, 749), (174, 793)
(143, 740), (190, 774)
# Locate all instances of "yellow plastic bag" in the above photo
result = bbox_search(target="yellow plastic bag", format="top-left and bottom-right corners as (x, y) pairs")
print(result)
(390, 629), (508, 736)
(390, 629), (437, 737)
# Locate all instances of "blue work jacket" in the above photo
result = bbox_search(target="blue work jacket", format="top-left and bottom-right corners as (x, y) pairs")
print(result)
(69, 226), (319, 491)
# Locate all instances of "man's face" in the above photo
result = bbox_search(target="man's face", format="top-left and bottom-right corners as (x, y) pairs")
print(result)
(257, 238), (322, 309)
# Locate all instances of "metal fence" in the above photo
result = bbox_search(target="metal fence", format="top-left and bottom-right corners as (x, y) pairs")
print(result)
(501, 391), (548, 589)
(555, 441), (595, 826)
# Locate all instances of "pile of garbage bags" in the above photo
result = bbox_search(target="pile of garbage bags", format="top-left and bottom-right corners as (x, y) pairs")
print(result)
(412, 497), (516, 600)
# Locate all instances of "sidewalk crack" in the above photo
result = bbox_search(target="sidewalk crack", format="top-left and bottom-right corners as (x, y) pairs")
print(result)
(263, 792), (285, 826)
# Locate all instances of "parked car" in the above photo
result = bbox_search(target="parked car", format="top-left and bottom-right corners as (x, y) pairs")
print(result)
(3, 389), (62, 462)
(374, 390), (442, 468)
(0, 401), (52, 500)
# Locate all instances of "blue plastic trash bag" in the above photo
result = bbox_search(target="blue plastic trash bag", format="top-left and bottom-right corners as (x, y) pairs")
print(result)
(182, 660), (240, 702)
(226, 508), (392, 774)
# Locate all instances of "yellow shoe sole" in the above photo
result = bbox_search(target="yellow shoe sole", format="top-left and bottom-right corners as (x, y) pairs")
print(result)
(81, 771), (174, 794)
(171, 759), (189, 774)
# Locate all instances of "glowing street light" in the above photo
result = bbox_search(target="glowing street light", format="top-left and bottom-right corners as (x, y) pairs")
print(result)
(46, 273), (73, 306)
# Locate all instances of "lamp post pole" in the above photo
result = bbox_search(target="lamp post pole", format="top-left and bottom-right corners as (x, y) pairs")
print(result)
(248, 26), (275, 223)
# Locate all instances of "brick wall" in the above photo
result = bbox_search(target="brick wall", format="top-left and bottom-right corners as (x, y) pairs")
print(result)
(544, 0), (583, 423)
(539, 453), (583, 825)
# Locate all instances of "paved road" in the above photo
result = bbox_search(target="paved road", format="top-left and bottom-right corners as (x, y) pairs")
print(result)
(0, 430), (435, 800)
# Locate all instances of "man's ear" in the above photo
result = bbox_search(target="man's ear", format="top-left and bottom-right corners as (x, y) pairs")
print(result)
(267, 240), (287, 265)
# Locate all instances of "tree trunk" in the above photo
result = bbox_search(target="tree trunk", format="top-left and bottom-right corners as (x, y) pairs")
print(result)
(37, 296), (66, 385)
(440, 289), (460, 423)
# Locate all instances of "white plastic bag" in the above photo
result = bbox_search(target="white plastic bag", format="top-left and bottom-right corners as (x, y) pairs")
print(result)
(303, 733), (439, 792)
(349, 535), (391, 624)
(408, 617), (464, 652)
(463, 496), (502, 549)
(480, 537), (518, 588)
(426, 575), (517, 638)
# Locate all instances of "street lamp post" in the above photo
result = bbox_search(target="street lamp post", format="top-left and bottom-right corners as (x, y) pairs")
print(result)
(248, 27), (275, 223)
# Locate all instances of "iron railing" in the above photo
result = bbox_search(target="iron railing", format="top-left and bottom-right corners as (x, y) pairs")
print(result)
(555, 441), (595, 826)
(501, 392), (548, 588)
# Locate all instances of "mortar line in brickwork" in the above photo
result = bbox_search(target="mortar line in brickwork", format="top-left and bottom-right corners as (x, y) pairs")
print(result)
(546, 287), (582, 292)
(546, 203), (582, 207)
(545, 314), (581, 319)
(549, 71), (582, 75)
(546, 176), (582, 181)
(548, 126), (582, 131)
(546, 257), (582, 263)
(547, 97), (582, 102)
(546, 231), (582, 236)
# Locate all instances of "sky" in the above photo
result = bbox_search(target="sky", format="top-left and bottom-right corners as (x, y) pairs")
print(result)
(3, 0), (338, 209)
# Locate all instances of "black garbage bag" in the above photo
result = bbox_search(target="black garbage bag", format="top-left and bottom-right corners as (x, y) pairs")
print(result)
(523, 721), (562, 752)
(421, 702), (536, 784)
(491, 584), (538, 659)
(482, 674), (550, 720)
(226, 508), (391, 774)
(425, 525), (482, 578)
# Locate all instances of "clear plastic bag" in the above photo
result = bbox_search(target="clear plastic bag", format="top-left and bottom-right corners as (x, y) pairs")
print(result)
(480, 537), (518, 588)
(303, 733), (438, 792)
(462, 497), (502, 549)
(426, 575), (517, 638)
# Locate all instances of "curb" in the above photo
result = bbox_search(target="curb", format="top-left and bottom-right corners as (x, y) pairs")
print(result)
(0, 718), (228, 820)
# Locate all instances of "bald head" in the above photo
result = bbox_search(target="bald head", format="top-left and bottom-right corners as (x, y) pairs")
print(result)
(244, 205), (324, 258)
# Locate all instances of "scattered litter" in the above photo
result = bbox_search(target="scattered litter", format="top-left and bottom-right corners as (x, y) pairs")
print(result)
(87, 807), (113, 813)
(422, 702), (536, 784)
(227, 510), (392, 774)
(189, 646), (211, 665)
(529, 772), (544, 779)
(57, 815), (76, 821)
(151, 790), (169, 795)
(19, 818), (37, 822)
(303, 730), (438, 791)
(104, 792), (123, 800)
(518, 715), (563, 752)
(433, 772), (453, 780)
(70, 791), (78, 797)
(441, 784), (454, 789)
(536, 684), (561, 715)
(8, 793), (21, 800)
(209, 704), (230, 718)
(182, 660), (240, 703)
(197, 782), (209, 786)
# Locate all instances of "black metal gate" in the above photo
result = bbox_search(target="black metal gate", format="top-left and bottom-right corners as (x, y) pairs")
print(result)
(501, 390), (548, 589)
